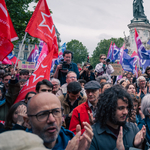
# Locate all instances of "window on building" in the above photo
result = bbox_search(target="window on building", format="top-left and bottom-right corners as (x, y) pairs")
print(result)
(15, 52), (18, 57)
(16, 44), (19, 49)
(25, 44), (28, 50)
(30, 46), (32, 51)
(24, 53), (28, 60)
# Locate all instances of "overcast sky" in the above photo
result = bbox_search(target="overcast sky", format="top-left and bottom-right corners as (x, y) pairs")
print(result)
(30, 0), (150, 56)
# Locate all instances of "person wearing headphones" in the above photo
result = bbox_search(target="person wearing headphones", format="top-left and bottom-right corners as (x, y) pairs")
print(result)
(53, 50), (79, 85)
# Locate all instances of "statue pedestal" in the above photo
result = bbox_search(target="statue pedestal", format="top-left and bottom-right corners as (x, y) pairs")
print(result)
(131, 17), (149, 24)
(127, 21), (150, 54)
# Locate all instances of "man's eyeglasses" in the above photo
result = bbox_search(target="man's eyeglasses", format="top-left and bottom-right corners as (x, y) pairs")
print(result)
(140, 80), (146, 82)
(100, 58), (106, 60)
(53, 84), (59, 87)
(28, 108), (64, 122)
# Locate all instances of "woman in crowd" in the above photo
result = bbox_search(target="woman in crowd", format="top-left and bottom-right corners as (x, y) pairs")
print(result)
(4, 101), (28, 131)
(101, 82), (112, 93)
(126, 83), (144, 124)
(24, 91), (36, 104)
(126, 83), (136, 95)
(130, 94), (143, 124)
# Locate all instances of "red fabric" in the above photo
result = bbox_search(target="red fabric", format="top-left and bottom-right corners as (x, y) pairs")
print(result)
(2, 57), (12, 65)
(69, 101), (92, 135)
(78, 68), (82, 72)
(0, 120), (5, 124)
(10, 56), (20, 65)
(0, 0), (18, 61)
(14, 51), (53, 103)
(131, 51), (138, 58)
(25, 0), (58, 58)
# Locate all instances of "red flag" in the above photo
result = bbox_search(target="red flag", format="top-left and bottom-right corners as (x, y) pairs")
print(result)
(2, 57), (12, 65)
(25, 0), (58, 58)
(0, 0), (18, 61)
(10, 56), (20, 65)
(14, 50), (53, 103)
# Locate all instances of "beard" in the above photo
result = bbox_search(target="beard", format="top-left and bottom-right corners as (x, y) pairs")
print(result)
(109, 115), (126, 126)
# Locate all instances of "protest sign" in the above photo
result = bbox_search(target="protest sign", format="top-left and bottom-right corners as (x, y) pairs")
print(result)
(18, 61), (35, 70)
(111, 64), (122, 76)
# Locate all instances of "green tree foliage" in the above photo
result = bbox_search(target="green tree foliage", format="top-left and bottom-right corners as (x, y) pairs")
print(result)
(66, 39), (89, 64)
(90, 37), (124, 67)
(5, 0), (39, 43)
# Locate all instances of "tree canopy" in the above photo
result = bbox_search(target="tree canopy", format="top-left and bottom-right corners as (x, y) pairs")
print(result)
(66, 39), (89, 64)
(5, 0), (39, 43)
(90, 37), (124, 67)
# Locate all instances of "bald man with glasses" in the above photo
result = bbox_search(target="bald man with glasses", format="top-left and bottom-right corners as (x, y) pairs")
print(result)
(26, 93), (93, 150)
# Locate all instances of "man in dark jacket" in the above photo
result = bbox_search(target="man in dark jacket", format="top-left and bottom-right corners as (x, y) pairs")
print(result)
(26, 92), (93, 150)
(0, 73), (20, 121)
(53, 50), (79, 85)
(58, 81), (86, 129)
(89, 85), (146, 150)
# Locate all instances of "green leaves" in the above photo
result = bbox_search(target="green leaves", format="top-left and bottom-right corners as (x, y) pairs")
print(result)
(66, 39), (89, 64)
(90, 37), (124, 67)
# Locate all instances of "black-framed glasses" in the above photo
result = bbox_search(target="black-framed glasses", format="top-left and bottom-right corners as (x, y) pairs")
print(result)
(100, 58), (106, 60)
(53, 84), (59, 87)
(28, 108), (64, 122)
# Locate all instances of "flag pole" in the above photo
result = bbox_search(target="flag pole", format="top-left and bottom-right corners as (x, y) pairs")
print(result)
(14, 32), (27, 71)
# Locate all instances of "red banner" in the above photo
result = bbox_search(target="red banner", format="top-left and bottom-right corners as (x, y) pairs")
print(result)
(14, 51), (53, 103)
(0, 0), (18, 61)
(25, 0), (58, 58)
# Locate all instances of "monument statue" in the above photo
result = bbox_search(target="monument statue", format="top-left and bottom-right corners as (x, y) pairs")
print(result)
(133, 0), (146, 18)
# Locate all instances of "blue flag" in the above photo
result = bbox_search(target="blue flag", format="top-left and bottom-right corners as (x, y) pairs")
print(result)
(122, 52), (134, 73)
(7, 52), (15, 59)
(112, 43), (120, 63)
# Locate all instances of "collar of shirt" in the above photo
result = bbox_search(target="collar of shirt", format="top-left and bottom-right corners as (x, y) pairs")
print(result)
(88, 100), (97, 117)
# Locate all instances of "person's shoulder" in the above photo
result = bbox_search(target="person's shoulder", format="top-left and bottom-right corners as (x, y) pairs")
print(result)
(73, 101), (87, 111)
(59, 126), (74, 139)
(58, 95), (65, 102)
(61, 83), (67, 88)
(92, 122), (104, 134)
(124, 122), (139, 131)
(71, 63), (78, 70)
(71, 62), (77, 66)
(95, 63), (102, 68)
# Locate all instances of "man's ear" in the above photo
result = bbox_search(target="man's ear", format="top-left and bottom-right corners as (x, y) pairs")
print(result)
(99, 88), (101, 94)
(23, 116), (31, 129)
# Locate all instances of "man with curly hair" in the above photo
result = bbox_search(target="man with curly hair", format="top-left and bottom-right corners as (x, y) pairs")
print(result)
(89, 85), (146, 150)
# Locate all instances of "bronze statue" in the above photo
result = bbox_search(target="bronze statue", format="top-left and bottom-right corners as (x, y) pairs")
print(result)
(133, 0), (146, 18)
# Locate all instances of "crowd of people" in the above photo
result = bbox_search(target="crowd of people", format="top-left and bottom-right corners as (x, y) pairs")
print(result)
(0, 50), (150, 150)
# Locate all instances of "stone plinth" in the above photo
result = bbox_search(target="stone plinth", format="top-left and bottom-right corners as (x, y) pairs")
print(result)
(127, 22), (150, 55)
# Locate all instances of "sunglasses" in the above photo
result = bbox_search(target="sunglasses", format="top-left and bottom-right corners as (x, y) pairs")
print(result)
(101, 58), (106, 60)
